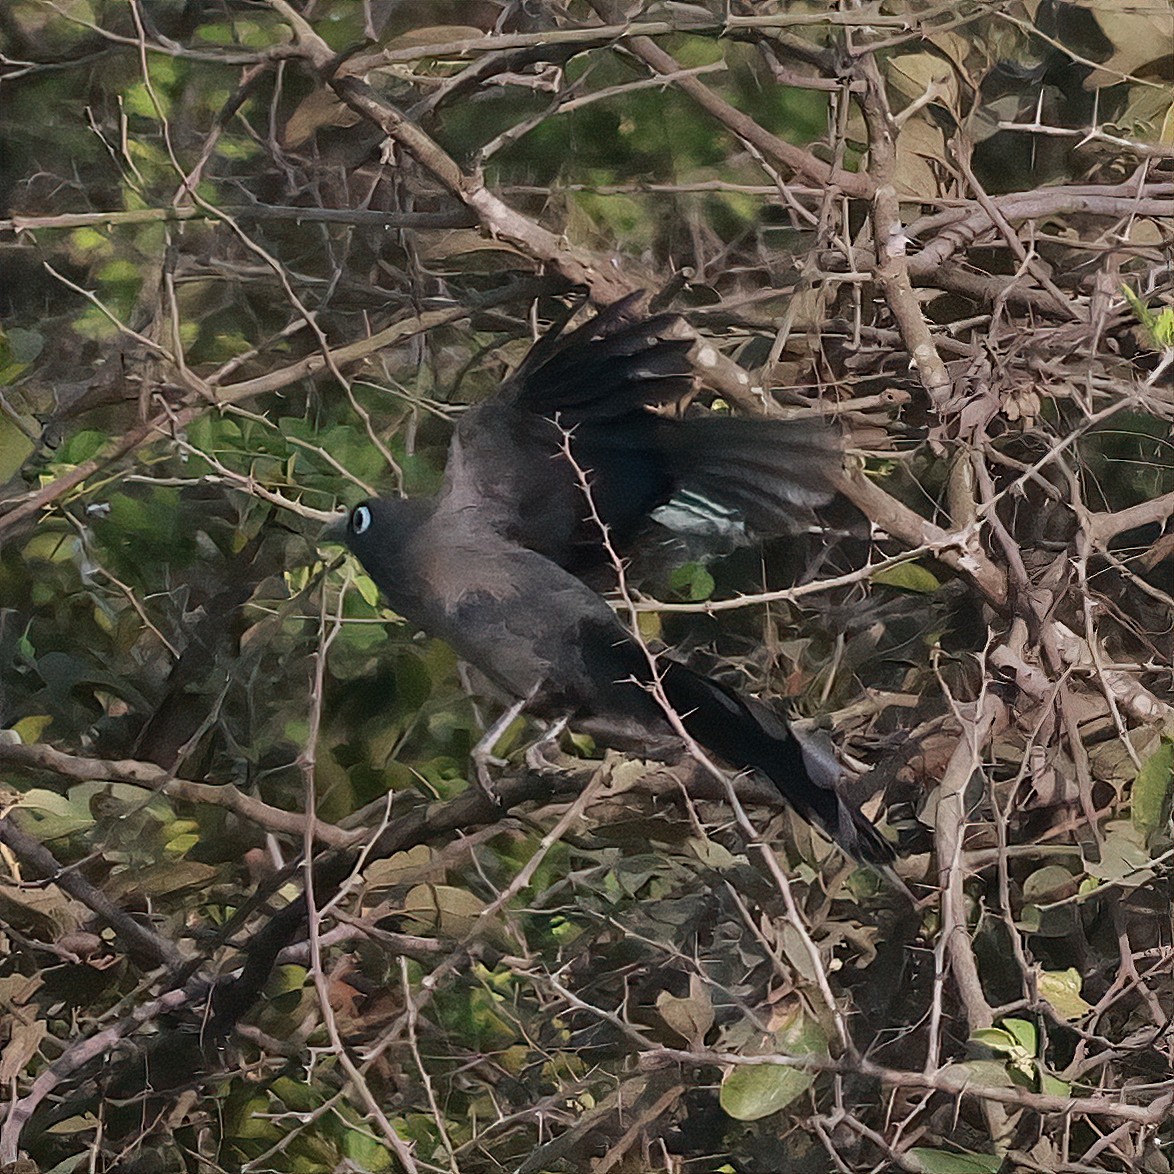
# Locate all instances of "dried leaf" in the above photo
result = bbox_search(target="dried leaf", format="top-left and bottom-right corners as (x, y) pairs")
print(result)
(0, 1017), (46, 1081)
(656, 975), (714, 1047)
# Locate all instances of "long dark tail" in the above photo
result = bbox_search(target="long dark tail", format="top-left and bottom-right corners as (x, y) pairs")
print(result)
(658, 660), (900, 878)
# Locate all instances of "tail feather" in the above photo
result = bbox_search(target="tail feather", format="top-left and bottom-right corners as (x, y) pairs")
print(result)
(658, 661), (899, 877)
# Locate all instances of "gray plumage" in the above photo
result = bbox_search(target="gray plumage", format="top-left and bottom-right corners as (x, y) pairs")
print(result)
(325, 299), (899, 876)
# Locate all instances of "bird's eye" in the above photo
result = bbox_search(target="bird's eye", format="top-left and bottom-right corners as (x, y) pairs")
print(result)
(350, 504), (372, 535)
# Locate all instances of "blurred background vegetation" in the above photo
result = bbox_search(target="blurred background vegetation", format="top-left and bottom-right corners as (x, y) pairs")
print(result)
(0, 1), (1171, 1172)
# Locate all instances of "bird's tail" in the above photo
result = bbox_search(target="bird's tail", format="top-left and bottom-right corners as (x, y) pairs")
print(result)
(657, 660), (901, 880)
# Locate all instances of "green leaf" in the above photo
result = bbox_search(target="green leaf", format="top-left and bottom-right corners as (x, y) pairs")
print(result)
(687, 836), (741, 870)
(973, 1020), (1035, 1080)
(343, 1124), (397, 1170)
(908, 1148), (1003, 1173)
(1123, 287), (1174, 348)
(269, 965), (308, 996)
(1037, 968), (1092, 1020)
(15, 788), (95, 840)
(355, 573), (381, 608)
(1002, 1017), (1037, 1053)
(1153, 307), (1174, 348)
(719, 1007), (827, 1121)
(402, 883), (486, 939)
(1086, 820), (1153, 886)
(11, 714), (52, 743)
(0, 415), (34, 481)
(1131, 740), (1173, 836)
(163, 832), (198, 856)
(2, 327), (44, 364)
(871, 562), (941, 593)
(669, 561), (716, 602)
(940, 1059), (1017, 1088)
(1038, 1069), (1071, 1097)
(720, 1059), (813, 1122)
(1021, 864), (1077, 904)
(225, 1091), (274, 1141)
(1122, 283), (1153, 328)
(971, 1027), (1018, 1053)
(58, 429), (107, 465)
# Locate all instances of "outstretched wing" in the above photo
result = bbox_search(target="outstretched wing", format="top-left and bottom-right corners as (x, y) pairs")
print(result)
(445, 296), (839, 572)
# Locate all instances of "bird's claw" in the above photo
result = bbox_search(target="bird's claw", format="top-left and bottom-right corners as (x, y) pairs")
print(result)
(472, 752), (508, 806)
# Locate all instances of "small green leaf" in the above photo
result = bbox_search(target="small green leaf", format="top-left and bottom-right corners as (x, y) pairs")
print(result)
(636, 610), (662, 641)
(940, 1059), (1017, 1088)
(269, 965), (308, 996)
(355, 573), (381, 608)
(1123, 286), (1174, 348)
(1122, 283), (1153, 328)
(163, 832), (198, 856)
(971, 1027), (1017, 1053)
(908, 1147), (1003, 1173)
(720, 1059), (813, 1121)
(0, 415), (34, 480)
(402, 883), (487, 939)
(3, 327), (44, 363)
(1003, 1017), (1037, 1053)
(11, 715), (52, 743)
(45, 1113), (100, 1136)
(974, 1020), (1035, 1080)
(58, 429), (107, 464)
(1021, 864), (1077, 904)
(1131, 740), (1173, 836)
(670, 561), (716, 601)
(1086, 820), (1153, 885)
(1037, 968), (1092, 1020)
(871, 562), (941, 593)
(687, 836), (740, 870)
(1153, 307), (1174, 348)
(719, 1007), (827, 1121)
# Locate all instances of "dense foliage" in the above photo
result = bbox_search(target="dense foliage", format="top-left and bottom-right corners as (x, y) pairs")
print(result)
(0, 2), (1171, 1172)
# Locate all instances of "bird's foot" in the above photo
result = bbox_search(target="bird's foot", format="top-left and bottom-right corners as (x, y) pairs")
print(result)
(525, 716), (569, 773)
(472, 750), (508, 806)
(468, 691), (537, 808)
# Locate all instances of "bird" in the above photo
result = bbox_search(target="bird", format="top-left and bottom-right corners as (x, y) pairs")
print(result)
(441, 294), (837, 578)
(323, 297), (900, 877)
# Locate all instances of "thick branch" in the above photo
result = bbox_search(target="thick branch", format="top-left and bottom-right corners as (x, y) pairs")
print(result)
(855, 48), (951, 404)
(0, 741), (356, 848)
(834, 464), (1008, 608)
(0, 813), (185, 972)
(612, 31), (874, 199)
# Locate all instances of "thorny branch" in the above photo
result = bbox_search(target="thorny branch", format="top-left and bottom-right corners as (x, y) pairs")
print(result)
(1, 3), (1171, 1171)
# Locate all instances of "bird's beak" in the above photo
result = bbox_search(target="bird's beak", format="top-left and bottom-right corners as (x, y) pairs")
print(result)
(319, 512), (349, 545)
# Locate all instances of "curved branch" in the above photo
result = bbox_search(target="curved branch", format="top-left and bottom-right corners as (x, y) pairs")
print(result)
(0, 741), (356, 848)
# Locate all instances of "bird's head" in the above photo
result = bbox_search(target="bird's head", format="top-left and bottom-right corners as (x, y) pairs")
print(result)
(321, 500), (371, 540)
(319, 497), (429, 564)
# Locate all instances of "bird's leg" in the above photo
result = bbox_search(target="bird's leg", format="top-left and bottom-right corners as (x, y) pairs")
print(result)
(470, 692), (532, 803)
(457, 661), (488, 731)
(525, 715), (569, 773)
